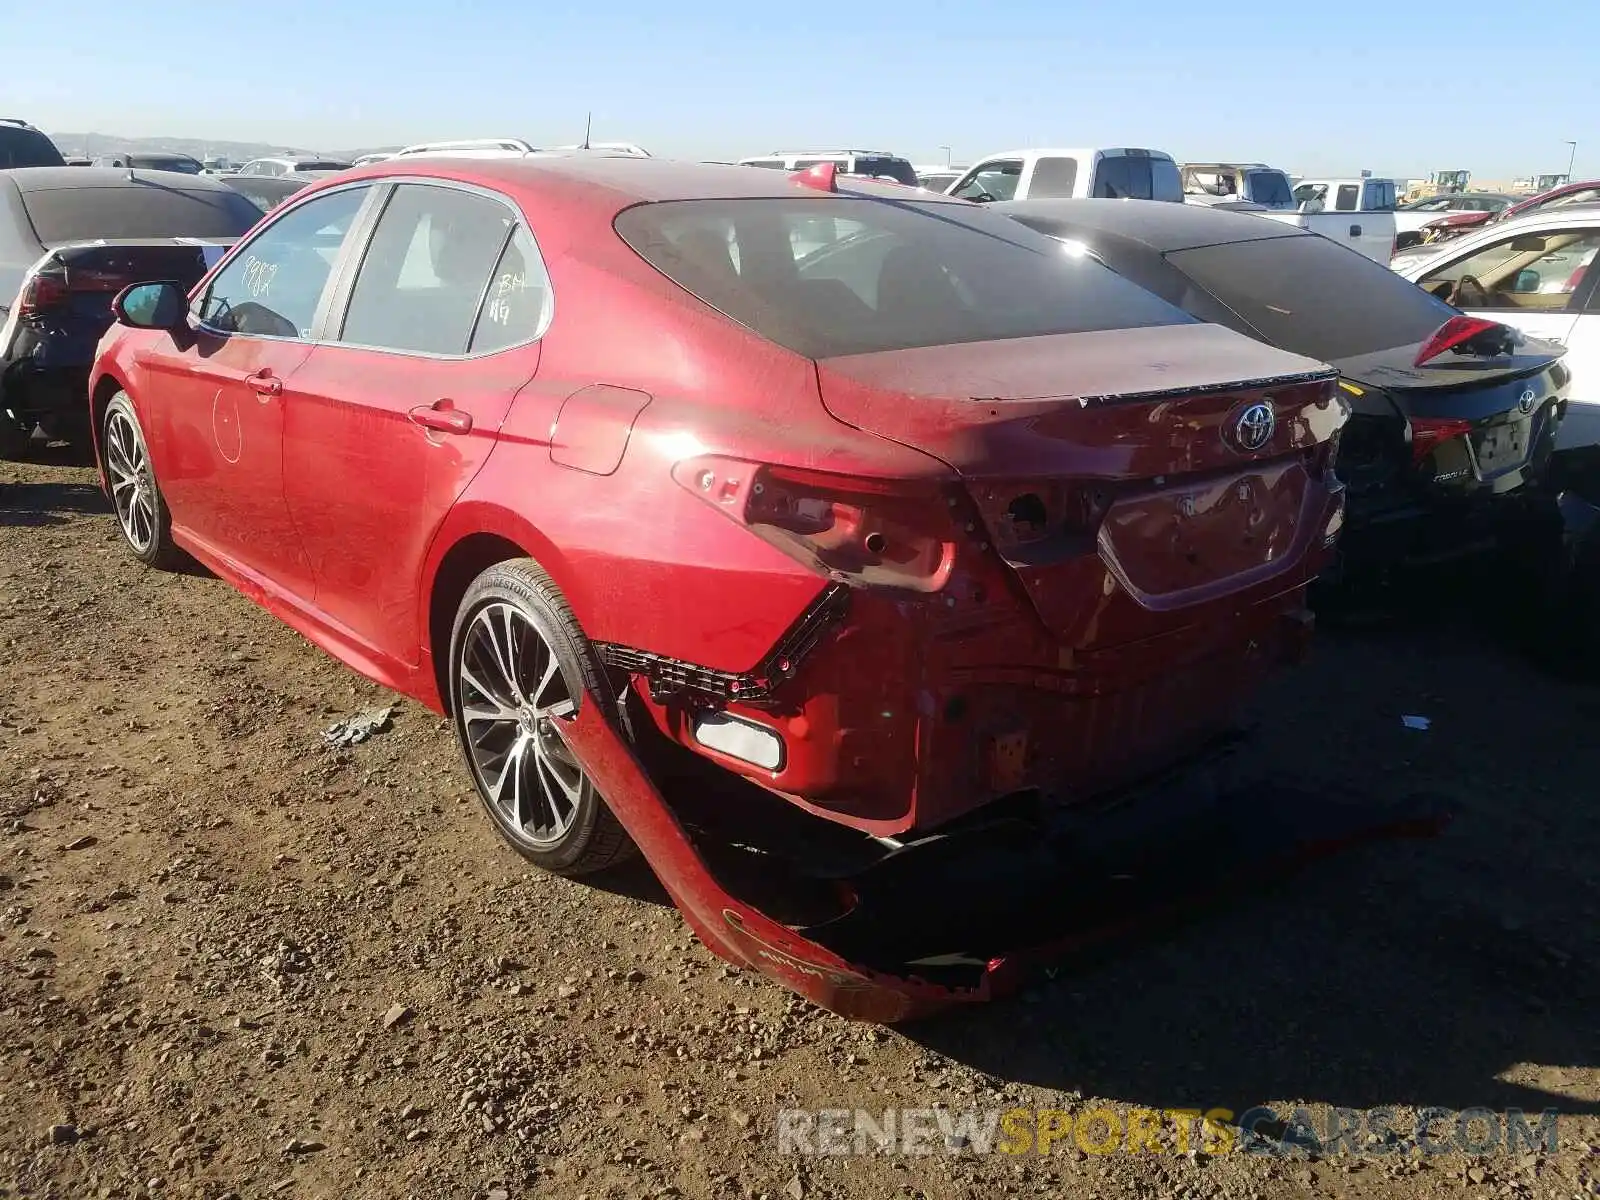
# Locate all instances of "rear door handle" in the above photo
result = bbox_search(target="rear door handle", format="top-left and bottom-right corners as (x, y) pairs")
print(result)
(246, 369), (282, 397)
(409, 400), (473, 435)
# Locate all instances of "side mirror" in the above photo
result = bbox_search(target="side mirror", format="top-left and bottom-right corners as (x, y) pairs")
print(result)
(112, 281), (188, 331)
(1510, 235), (1548, 252)
(1512, 269), (1541, 293)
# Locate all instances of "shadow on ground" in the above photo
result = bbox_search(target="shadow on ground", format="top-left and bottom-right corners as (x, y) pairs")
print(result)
(903, 567), (1600, 1120)
(0, 478), (110, 527)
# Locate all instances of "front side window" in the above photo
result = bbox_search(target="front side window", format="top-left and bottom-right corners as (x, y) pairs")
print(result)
(338, 183), (521, 355)
(197, 186), (370, 338)
(951, 160), (1023, 203)
(1029, 157), (1079, 199)
(615, 197), (1192, 359)
(1419, 228), (1600, 311)
(1294, 182), (1328, 206)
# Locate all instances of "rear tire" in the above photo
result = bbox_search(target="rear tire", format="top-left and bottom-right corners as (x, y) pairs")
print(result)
(102, 393), (184, 570)
(449, 558), (637, 876)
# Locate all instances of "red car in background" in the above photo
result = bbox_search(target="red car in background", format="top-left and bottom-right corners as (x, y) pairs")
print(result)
(1417, 180), (1600, 249)
(89, 155), (1347, 1019)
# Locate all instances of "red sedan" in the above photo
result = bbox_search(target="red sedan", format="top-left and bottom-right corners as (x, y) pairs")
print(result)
(89, 154), (1347, 1018)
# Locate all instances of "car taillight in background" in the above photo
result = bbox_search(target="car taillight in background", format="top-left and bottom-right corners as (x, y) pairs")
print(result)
(673, 455), (960, 592)
(1413, 315), (1517, 367)
(17, 267), (137, 319)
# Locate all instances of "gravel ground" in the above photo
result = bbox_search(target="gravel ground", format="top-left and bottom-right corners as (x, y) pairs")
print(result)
(1, 457), (1597, 1200)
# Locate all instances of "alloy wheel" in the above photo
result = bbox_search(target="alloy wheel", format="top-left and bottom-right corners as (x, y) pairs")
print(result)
(458, 601), (589, 846)
(105, 408), (157, 554)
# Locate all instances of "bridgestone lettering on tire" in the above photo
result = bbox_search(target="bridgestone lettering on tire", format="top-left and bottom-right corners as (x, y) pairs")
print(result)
(448, 558), (636, 876)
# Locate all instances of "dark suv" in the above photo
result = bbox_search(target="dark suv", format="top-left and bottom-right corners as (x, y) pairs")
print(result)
(0, 119), (65, 169)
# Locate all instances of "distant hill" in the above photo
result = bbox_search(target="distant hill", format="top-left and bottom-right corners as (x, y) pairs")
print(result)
(49, 132), (398, 163)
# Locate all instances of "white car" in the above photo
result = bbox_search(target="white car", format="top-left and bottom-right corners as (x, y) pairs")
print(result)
(1394, 204), (1600, 454)
(945, 147), (1183, 203)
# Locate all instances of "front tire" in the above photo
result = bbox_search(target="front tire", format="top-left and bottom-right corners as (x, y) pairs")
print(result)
(449, 558), (636, 876)
(102, 393), (183, 570)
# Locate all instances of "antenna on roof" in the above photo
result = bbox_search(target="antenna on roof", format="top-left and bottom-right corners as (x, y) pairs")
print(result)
(580, 113), (591, 151)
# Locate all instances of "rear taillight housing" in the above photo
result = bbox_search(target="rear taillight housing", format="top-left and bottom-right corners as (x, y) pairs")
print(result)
(18, 267), (137, 320)
(1413, 315), (1516, 367)
(673, 455), (959, 592)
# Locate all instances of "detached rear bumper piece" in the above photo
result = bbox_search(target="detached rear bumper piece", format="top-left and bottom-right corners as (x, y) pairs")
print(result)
(565, 700), (1450, 1022)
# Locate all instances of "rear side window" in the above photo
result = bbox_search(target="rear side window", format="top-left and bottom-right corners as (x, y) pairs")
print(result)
(742, 159), (785, 170)
(615, 197), (1192, 359)
(1029, 157), (1079, 199)
(339, 183), (518, 355)
(0, 126), (64, 169)
(1335, 183), (1360, 210)
(470, 226), (555, 354)
(1168, 235), (1455, 360)
(21, 183), (263, 243)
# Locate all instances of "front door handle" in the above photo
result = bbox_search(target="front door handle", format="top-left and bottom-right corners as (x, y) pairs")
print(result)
(409, 400), (473, 435)
(246, 369), (282, 398)
(1349, 224), (1363, 237)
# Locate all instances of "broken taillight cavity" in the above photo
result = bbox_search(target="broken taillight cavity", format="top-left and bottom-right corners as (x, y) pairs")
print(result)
(970, 480), (1113, 551)
(673, 455), (959, 592)
(1408, 416), (1475, 464)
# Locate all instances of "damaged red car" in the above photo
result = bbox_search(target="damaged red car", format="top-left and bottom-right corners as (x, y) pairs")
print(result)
(89, 155), (1349, 1019)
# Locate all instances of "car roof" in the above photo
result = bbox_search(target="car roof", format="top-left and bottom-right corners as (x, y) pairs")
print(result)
(0, 166), (236, 193)
(975, 147), (1174, 162)
(992, 197), (1306, 252)
(341, 154), (967, 208)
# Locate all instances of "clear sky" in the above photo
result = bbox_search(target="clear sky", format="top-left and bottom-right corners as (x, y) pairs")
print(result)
(6, 0), (1596, 179)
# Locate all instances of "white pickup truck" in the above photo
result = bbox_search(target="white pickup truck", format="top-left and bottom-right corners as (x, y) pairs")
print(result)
(944, 148), (1184, 203)
(1181, 163), (1398, 263)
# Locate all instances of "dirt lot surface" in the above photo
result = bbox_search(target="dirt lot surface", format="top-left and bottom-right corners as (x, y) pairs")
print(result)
(2, 457), (1598, 1200)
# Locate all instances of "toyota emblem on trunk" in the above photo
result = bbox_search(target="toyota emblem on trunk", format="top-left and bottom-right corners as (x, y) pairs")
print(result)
(1233, 402), (1276, 452)
(1518, 389), (1536, 415)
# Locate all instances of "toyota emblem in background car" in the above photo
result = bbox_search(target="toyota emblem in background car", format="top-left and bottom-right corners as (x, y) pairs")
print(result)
(1519, 389), (1537, 415)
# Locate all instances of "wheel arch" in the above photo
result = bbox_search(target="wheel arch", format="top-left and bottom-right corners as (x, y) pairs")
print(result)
(421, 504), (582, 715)
(88, 371), (128, 491)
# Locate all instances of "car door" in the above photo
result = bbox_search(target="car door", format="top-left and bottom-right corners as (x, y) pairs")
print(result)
(141, 183), (376, 595)
(280, 180), (551, 665)
(1557, 275), (1600, 450)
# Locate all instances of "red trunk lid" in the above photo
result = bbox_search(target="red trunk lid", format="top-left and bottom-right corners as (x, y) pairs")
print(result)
(815, 323), (1345, 649)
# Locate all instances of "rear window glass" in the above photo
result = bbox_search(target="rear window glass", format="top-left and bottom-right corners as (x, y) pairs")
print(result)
(1094, 155), (1181, 201)
(1244, 171), (1294, 207)
(133, 156), (203, 174)
(851, 157), (919, 187)
(0, 126), (65, 169)
(1168, 235), (1455, 361)
(615, 197), (1192, 358)
(22, 184), (263, 243)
